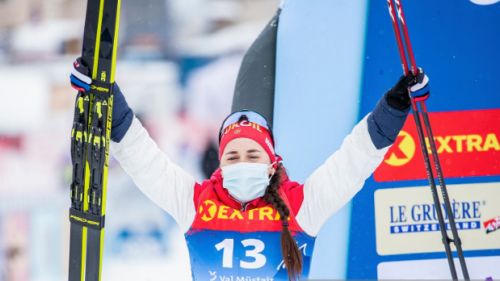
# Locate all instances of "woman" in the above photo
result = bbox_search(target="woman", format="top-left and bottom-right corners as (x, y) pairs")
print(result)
(70, 12), (429, 281)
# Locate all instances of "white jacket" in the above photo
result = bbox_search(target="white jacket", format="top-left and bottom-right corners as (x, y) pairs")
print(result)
(111, 115), (389, 237)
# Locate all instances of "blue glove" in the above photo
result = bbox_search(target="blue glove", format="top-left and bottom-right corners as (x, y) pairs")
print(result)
(70, 58), (133, 143)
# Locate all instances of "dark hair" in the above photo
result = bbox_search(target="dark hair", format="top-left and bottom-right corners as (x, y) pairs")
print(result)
(263, 163), (302, 280)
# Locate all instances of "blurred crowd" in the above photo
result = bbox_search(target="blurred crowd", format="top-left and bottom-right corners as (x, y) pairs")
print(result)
(0, 0), (279, 280)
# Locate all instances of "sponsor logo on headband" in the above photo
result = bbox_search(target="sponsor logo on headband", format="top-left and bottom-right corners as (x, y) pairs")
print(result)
(222, 121), (263, 136)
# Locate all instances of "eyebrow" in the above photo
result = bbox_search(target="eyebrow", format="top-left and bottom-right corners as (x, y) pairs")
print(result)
(224, 149), (261, 156)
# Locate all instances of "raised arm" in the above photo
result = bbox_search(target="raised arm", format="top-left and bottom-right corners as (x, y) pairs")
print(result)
(296, 72), (429, 236)
(111, 117), (197, 232)
(70, 59), (197, 232)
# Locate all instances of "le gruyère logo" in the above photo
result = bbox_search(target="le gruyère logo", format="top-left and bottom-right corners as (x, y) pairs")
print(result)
(198, 200), (281, 222)
(384, 130), (416, 167)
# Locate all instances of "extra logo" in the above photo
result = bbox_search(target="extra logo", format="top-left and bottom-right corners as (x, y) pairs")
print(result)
(375, 109), (500, 182)
(200, 200), (218, 222)
(198, 200), (281, 222)
(384, 130), (415, 167)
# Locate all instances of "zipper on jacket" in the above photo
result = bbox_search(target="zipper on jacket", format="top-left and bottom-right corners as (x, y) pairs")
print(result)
(241, 203), (248, 212)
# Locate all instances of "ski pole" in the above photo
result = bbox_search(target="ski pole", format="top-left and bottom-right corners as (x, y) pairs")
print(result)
(391, 2), (471, 279)
(385, 1), (457, 278)
(385, 0), (470, 280)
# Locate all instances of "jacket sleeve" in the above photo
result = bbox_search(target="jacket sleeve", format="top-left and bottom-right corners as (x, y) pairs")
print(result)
(110, 117), (197, 233)
(296, 98), (409, 236)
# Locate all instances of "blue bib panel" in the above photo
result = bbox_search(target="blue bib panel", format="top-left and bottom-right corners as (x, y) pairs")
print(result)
(185, 188), (316, 280)
(186, 230), (315, 281)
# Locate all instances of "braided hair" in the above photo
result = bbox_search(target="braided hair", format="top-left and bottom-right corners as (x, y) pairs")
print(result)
(263, 163), (302, 280)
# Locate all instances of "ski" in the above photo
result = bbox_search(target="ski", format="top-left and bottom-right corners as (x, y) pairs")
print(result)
(68, 0), (121, 280)
(232, 10), (281, 130)
(385, 0), (470, 280)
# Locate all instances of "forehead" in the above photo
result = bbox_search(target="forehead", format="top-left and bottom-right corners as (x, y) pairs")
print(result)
(223, 138), (266, 153)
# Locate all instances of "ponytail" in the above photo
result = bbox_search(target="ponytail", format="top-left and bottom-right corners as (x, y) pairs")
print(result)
(264, 164), (302, 280)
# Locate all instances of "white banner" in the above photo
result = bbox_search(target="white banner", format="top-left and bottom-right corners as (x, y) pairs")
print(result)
(374, 182), (500, 255)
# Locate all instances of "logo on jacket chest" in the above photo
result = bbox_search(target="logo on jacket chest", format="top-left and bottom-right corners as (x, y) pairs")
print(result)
(198, 200), (281, 222)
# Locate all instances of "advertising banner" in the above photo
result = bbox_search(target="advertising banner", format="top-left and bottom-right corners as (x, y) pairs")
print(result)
(374, 183), (500, 255)
(375, 109), (500, 182)
(348, 0), (500, 279)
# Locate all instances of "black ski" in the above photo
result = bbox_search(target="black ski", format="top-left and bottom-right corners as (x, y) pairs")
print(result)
(232, 10), (281, 130)
(68, 0), (121, 280)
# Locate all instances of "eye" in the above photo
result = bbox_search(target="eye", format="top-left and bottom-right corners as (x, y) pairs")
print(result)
(248, 154), (260, 160)
(227, 156), (239, 161)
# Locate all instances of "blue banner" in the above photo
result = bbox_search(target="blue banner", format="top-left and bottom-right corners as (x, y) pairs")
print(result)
(348, 0), (500, 279)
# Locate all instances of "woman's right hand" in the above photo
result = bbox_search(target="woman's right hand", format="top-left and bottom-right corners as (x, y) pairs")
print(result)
(69, 57), (134, 143)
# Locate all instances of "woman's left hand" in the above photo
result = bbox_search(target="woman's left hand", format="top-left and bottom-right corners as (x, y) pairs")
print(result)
(386, 68), (430, 110)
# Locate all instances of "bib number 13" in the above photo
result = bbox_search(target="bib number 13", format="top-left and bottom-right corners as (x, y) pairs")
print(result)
(215, 238), (266, 269)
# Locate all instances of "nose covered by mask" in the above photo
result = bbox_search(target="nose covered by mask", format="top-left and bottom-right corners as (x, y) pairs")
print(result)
(221, 162), (272, 203)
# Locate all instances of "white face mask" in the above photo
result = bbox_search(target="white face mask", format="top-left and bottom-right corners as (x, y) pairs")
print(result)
(221, 162), (271, 203)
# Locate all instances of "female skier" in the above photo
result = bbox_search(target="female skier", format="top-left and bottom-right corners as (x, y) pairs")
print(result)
(70, 9), (429, 281)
